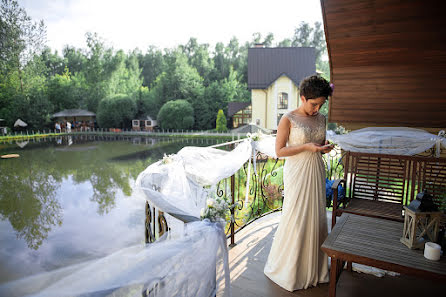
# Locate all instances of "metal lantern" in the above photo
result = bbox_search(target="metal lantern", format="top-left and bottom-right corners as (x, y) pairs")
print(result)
(407, 190), (438, 212)
(401, 190), (442, 249)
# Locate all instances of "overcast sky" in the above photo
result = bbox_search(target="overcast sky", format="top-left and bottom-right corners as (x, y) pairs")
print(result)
(18, 0), (324, 54)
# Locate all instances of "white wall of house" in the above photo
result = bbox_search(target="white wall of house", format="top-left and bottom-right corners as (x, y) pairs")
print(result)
(251, 75), (300, 130)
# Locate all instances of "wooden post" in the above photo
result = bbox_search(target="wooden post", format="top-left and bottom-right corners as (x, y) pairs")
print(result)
(329, 257), (338, 297)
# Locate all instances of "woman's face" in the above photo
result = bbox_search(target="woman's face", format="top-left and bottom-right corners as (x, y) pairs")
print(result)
(300, 95), (327, 116)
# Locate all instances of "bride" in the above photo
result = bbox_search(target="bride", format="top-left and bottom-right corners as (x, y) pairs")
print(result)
(264, 75), (334, 291)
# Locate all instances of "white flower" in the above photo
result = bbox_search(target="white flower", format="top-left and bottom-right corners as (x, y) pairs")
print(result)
(201, 196), (230, 222)
(206, 198), (216, 208)
(247, 131), (264, 141)
(162, 153), (174, 164)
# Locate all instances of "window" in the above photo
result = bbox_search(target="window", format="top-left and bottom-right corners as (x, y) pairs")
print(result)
(278, 92), (288, 109)
(132, 120), (139, 127)
(146, 120), (152, 126)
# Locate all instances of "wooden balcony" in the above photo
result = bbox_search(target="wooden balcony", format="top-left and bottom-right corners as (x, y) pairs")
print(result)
(224, 211), (444, 297)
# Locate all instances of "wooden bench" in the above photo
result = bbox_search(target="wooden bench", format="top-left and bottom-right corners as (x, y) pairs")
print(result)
(331, 151), (446, 228)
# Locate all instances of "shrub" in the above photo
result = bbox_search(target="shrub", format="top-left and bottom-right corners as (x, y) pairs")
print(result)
(97, 94), (137, 128)
(157, 99), (194, 130)
(216, 109), (227, 132)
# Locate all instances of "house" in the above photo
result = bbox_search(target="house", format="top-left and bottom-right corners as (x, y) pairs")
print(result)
(52, 109), (96, 131)
(248, 46), (316, 130)
(227, 102), (251, 128)
(132, 116), (157, 131)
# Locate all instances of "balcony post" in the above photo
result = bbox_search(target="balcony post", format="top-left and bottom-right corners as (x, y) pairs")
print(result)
(230, 173), (236, 247)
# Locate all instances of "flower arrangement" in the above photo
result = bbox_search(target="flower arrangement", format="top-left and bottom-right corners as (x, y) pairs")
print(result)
(162, 153), (175, 164)
(200, 197), (230, 222)
(246, 131), (265, 141)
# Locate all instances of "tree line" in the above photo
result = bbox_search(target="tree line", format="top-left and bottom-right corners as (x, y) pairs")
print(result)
(0, 0), (329, 131)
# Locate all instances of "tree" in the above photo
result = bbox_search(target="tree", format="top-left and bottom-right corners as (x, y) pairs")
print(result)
(149, 51), (204, 122)
(216, 109), (227, 132)
(96, 94), (137, 128)
(106, 50), (142, 96)
(181, 38), (214, 85)
(0, 0), (46, 92)
(136, 86), (157, 118)
(62, 46), (87, 75)
(82, 32), (109, 112)
(0, 0), (48, 128)
(291, 21), (327, 65)
(137, 46), (165, 88)
(157, 100), (194, 130)
(47, 67), (81, 112)
(40, 47), (64, 77)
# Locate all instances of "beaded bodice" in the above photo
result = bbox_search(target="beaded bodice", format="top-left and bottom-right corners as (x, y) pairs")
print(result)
(284, 111), (326, 146)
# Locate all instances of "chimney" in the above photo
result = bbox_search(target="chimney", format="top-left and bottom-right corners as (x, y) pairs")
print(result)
(254, 43), (265, 48)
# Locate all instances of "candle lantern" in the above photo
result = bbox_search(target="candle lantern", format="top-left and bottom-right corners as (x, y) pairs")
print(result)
(401, 190), (442, 249)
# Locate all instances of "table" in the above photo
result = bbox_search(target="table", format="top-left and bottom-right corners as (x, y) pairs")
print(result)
(322, 214), (446, 297)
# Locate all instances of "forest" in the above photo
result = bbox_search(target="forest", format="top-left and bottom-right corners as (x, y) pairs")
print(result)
(0, 0), (329, 131)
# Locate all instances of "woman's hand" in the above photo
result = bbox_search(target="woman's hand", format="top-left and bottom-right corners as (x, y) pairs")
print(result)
(305, 143), (325, 153)
(320, 140), (334, 154)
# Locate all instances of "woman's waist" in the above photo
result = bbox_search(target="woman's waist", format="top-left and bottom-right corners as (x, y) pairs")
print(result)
(285, 151), (323, 164)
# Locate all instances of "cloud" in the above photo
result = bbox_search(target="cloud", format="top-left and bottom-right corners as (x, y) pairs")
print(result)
(19, 0), (323, 53)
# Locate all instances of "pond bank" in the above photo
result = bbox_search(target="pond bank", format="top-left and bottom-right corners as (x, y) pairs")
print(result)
(0, 130), (243, 143)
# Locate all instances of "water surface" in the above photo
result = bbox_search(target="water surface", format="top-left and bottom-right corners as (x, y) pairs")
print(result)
(0, 135), (221, 284)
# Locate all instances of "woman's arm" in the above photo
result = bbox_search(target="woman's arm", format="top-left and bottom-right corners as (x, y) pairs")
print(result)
(275, 116), (325, 158)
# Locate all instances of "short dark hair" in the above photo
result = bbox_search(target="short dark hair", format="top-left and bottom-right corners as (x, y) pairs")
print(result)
(299, 75), (332, 99)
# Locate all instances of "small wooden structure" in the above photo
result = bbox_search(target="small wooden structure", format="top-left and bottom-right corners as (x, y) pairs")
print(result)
(132, 116), (157, 132)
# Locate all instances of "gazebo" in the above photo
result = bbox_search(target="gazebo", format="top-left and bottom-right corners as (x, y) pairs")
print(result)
(52, 109), (96, 131)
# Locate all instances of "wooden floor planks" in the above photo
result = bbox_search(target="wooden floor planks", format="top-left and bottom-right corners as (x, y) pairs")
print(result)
(222, 211), (445, 297)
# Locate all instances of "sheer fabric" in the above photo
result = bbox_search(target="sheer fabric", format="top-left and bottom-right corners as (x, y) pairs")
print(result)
(0, 221), (228, 297)
(327, 127), (446, 156)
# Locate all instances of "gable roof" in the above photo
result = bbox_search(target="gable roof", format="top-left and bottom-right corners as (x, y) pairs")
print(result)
(228, 102), (251, 117)
(248, 47), (316, 89)
(52, 109), (96, 118)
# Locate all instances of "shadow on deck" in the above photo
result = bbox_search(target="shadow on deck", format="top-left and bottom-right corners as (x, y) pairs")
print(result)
(225, 211), (444, 297)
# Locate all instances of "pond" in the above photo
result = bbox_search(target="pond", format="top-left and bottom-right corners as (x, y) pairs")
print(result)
(0, 135), (226, 285)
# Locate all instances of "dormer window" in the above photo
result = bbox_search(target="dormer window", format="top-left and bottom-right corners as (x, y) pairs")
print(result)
(278, 92), (288, 109)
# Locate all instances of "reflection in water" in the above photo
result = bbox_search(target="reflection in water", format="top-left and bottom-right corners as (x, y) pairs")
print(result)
(0, 135), (223, 284)
(0, 161), (62, 250)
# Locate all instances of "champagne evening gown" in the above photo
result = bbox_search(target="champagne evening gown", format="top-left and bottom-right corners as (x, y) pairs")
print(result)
(264, 111), (329, 291)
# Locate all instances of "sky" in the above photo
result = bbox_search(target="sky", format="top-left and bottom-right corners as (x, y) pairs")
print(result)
(18, 0), (324, 54)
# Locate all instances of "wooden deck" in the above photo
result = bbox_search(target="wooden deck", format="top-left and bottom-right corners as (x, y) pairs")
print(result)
(225, 211), (445, 297)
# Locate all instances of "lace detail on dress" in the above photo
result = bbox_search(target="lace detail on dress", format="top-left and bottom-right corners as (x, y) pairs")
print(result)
(284, 112), (326, 146)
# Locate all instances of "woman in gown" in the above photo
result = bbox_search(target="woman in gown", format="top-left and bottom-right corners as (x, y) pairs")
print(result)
(264, 75), (334, 291)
